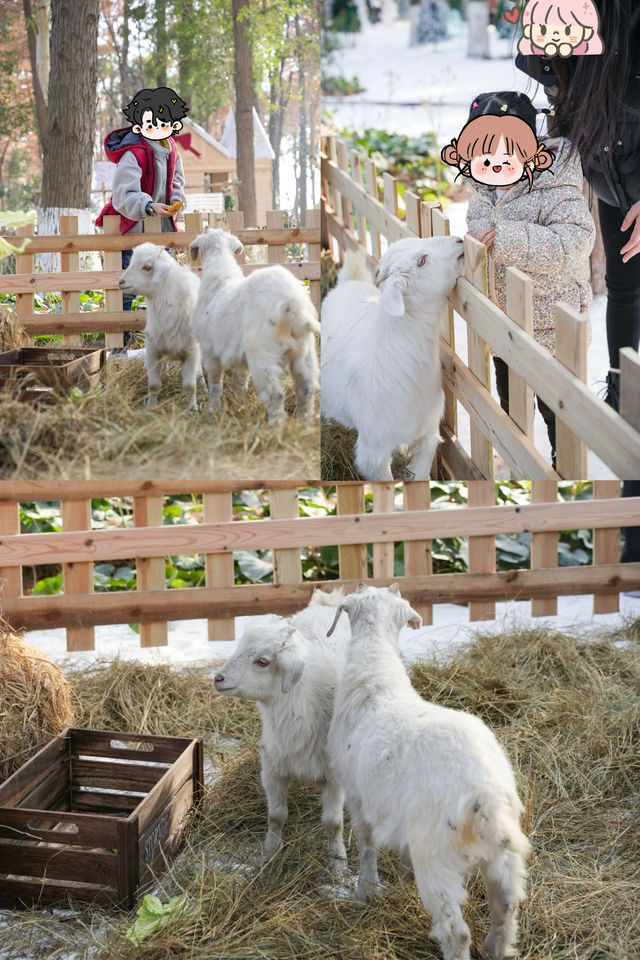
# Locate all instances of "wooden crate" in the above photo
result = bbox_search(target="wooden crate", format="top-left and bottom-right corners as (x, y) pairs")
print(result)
(0, 347), (105, 394)
(0, 727), (204, 909)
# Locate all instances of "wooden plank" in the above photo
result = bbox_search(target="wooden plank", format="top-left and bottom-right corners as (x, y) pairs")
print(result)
(117, 817), (138, 908)
(335, 140), (354, 233)
(19, 310), (146, 335)
(0, 807), (120, 848)
(227, 210), (245, 234)
(405, 192), (421, 236)
(620, 347), (640, 432)
(505, 267), (534, 468)
(383, 173), (398, 218)
(203, 492), (235, 642)
(431, 207), (458, 439)
(463, 235), (493, 478)
(136, 741), (195, 833)
(449, 279), (640, 478)
(3, 563), (638, 630)
(439, 424), (486, 481)
(133, 494), (167, 647)
(61, 497), (94, 651)
(137, 775), (194, 892)
(349, 151), (369, 246)
(468, 481), (496, 620)
(372, 483), (396, 579)
(593, 480), (621, 614)
(306, 208), (322, 316)
(337, 484), (367, 579)
(15, 223), (34, 345)
(71, 758), (164, 792)
(0, 840), (118, 887)
(71, 791), (141, 814)
(2, 498), (639, 566)
(17, 759), (69, 811)
(271, 488), (302, 587)
(530, 480), (558, 617)
(59, 216), (81, 348)
(1, 228), (319, 254)
(404, 481), (432, 625)
(554, 302), (588, 479)
(0, 875), (117, 908)
(0, 735), (69, 806)
(0, 480), (313, 503)
(440, 339), (558, 480)
(266, 211), (285, 263)
(0, 500), (21, 600)
(71, 728), (188, 764)
(363, 156), (383, 258)
(102, 215), (124, 351)
(323, 205), (378, 275)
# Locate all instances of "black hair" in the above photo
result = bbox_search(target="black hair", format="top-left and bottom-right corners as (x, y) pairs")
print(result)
(549, 0), (640, 159)
(468, 91), (539, 132)
(122, 87), (189, 126)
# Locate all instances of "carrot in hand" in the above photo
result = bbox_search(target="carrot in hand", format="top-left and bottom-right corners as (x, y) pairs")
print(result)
(167, 200), (183, 214)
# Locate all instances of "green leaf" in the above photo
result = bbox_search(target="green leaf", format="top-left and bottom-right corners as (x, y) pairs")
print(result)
(235, 550), (274, 581)
(32, 574), (63, 595)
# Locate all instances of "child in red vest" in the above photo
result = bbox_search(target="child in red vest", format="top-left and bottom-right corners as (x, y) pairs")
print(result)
(96, 87), (188, 350)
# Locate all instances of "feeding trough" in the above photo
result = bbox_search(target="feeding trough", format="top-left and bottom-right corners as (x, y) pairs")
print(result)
(0, 347), (105, 400)
(0, 727), (204, 909)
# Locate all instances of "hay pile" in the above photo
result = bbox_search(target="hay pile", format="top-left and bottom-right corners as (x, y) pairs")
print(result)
(1, 621), (639, 960)
(0, 355), (319, 480)
(0, 304), (26, 351)
(0, 622), (73, 781)
(322, 418), (415, 481)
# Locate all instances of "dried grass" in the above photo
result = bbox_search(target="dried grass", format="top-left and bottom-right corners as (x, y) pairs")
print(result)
(1, 620), (639, 960)
(0, 621), (73, 781)
(0, 354), (319, 480)
(0, 305), (27, 351)
(321, 418), (415, 481)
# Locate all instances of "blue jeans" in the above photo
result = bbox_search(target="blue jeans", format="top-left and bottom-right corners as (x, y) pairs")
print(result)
(121, 249), (134, 347)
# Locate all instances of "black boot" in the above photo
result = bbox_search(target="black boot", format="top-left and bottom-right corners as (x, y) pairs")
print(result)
(604, 369), (620, 412)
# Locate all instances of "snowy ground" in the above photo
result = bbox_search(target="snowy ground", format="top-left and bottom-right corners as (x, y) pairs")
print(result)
(324, 14), (616, 478)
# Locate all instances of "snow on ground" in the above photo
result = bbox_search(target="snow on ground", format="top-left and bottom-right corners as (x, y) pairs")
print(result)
(324, 15), (615, 478)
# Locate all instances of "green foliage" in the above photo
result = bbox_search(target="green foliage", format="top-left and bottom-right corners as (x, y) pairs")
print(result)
(339, 127), (449, 201)
(321, 74), (364, 96)
(328, 0), (361, 33)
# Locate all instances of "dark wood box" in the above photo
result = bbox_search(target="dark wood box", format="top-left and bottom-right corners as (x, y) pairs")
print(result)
(0, 347), (105, 395)
(0, 727), (204, 909)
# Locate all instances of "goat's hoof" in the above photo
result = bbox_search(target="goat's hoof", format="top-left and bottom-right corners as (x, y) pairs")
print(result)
(329, 856), (348, 878)
(146, 396), (159, 408)
(355, 878), (381, 905)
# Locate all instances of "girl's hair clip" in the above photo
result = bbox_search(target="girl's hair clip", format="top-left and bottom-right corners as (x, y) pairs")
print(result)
(536, 106), (556, 116)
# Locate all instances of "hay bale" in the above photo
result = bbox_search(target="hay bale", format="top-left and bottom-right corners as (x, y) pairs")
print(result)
(0, 305), (27, 351)
(0, 622), (73, 782)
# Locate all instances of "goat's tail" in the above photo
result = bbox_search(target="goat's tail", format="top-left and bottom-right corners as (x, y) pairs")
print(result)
(309, 586), (345, 607)
(338, 246), (373, 285)
(457, 787), (530, 862)
(277, 296), (321, 338)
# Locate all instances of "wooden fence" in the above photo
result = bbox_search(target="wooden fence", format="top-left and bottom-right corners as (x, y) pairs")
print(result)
(0, 209), (321, 351)
(321, 134), (640, 481)
(0, 480), (637, 653)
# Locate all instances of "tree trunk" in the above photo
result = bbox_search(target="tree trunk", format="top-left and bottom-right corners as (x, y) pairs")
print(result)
(22, 0), (48, 154)
(154, 0), (168, 87)
(298, 65), (308, 223)
(40, 0), (99, 251)
(233, 0), (257, 226)
(36, 0), (50, 100)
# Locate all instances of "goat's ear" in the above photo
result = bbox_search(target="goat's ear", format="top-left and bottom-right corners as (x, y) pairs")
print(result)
(378, 276), (405, 317)
(227, 233), (243, 256)
(326, 603), (347, 637)
(388, 582), (399, 594)
(189, 241), (200, 262)
(407, 607), (422, 630)
(278, 646), (304, 693)
(356, 582), (367, 593)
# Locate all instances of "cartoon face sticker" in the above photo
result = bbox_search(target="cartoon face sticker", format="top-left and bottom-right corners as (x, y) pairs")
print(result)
(122, 87), (189, 141)
(441, 113), (554, 190)
(517, 0), (604, 57)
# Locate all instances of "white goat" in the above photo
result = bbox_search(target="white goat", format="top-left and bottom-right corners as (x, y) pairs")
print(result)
(213, 589), (350, 871)
(118, 243), (201, 409)
(189, 230), (320, 424)
(326, 584), (529, 960)
(321, 236), (465, 480)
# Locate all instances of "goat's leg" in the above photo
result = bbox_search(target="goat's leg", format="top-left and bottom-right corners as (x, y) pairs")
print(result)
(181, 347), (200, 411)
(290, 346), (317, 418)
(480, 851), (526, 959)
(249, 363), (285, 425)
(410, 843), (471, 960)
(261, 761), (289, 857)
(406, 431), (439, 480)
(144, 345), (163, 407)
(230, 364), (249, 396)
(354, 435), (394, 482)
(321, 779), (347, 876)
(348, 799), (380, 903)
(206, 356), (224, 414)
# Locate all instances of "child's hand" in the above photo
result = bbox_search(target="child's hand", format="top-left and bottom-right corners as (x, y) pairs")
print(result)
(150, 202), (173, 218)
(620, 201), (640, 263)
(478, 227), (496, 251)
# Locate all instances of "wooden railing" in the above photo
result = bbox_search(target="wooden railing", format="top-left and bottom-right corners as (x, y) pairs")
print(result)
(0, 480), (637, 653)
(321, 134), (640, 481)
(0, 209), (321, 351)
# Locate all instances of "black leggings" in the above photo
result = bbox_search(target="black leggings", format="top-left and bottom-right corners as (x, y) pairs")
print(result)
(493, 356), (556, 467)
(598, 199), (640, 368)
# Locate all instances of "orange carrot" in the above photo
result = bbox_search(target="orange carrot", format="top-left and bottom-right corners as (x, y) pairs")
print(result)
(167, 200), (183, 214)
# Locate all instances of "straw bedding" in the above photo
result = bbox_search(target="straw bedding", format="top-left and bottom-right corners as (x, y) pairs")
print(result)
(0, 620), (638, 959)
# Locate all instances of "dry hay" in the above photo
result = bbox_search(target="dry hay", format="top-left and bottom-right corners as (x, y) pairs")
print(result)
(0, 305), (26, 351)
(321, 418), (415, 481)
(0, 352), (319, 480)
(321, 248), (338, 298)
(1, 620), (639, 960)
(0, 621), (73, 782)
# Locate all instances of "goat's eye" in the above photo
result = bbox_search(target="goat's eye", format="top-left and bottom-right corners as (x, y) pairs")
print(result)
(417, 256), (426, 267)
(142, 264), (152, 271)
(254, 657), (270, 668)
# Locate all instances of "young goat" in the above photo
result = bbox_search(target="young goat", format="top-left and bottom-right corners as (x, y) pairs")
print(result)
(321, 236), (464, 480)
(118, 243), (201, 409)
(190, 230), (320, 424)
(327, 584), (529, 960)
(213, 589), (349, 872)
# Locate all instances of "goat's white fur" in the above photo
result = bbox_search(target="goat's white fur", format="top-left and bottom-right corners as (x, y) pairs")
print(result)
(327, 584), (529, 960)
(213, 588), (350, 869)
(118, 243), (201, 409)
(321, 236), (464, 480)
(190, 229), (320, 424)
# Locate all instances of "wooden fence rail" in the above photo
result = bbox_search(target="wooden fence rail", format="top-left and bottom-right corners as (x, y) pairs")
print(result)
(1, 209), (321, 349)
(0, 481), (636, 652)
(321, 135), (640, 481)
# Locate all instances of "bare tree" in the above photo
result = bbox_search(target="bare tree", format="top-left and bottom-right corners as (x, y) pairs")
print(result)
(22, 0), (48, 154)
(233, 0), (257, 226)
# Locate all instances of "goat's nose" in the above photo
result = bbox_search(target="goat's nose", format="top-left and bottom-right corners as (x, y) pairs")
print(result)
(214, 672), (224, 684)
(118, 278), (125, 288)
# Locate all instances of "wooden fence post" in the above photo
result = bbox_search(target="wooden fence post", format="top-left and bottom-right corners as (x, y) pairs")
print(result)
(372, 483), (395, 580)
(103, 215), (124, 351)
(593, 480), (621, 615)
(337, 484), (367, 581)
(620, 347), (640, 432)
(227, 211), (245, 236)
(554, 303), (588, 479)
(404, 481), (433, 625)
(432, 206), (458, 442)
(306, 208), (321, 316)
(467, 481), (496, 620)
(15, 224), (34, 344)
(349, 150), (368, 248)
(61, 496), (94, 651)
(203, 491), (234, 642)
(464, 235), (493, 478)
(60, 216), (81, 348)
(0, 500), (21, 603)
(530, 480), (558, 617)
(133, 494), (167, 647)
(271, 487), (302, 589)
(363, 157), (381, 259)
(505, 268), (535, 467)
(336, 141), (354, 235)
(383, 173), (398, 220)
